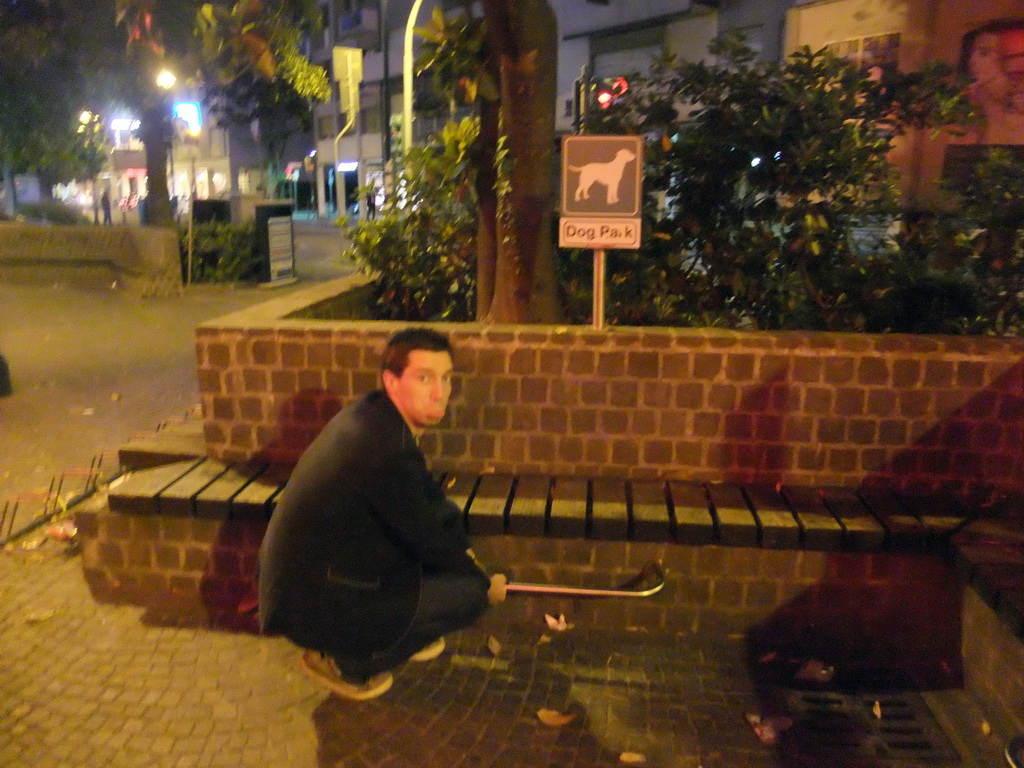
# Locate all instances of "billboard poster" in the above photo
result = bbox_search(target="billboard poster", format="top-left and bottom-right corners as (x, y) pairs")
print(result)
(957, 19), (1024, 145)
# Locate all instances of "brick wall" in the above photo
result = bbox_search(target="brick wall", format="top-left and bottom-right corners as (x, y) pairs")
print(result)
(196, 277), (1024, 495)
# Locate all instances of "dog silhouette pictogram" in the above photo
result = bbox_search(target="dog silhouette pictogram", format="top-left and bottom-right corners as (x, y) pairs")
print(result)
(569, 148), (637, 205)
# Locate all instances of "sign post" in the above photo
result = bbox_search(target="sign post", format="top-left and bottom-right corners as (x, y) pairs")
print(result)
(560, 135), (643, 330)
(332, 46), (363, 217)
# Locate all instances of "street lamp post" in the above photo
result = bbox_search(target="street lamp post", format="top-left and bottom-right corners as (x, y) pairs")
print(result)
(379, 0), (391, 172)
(402, 0), (425, 158)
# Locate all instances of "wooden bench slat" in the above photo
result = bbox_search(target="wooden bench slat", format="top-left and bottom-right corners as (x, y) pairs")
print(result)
(898, 490), (972, 540)
(667, 481), (715, 544)
(549, 477), (588, 539)
(507, 475), (549, 536)
(743, 484), (801, 549)
(857, 489), (929, 548)
(707, 483), (758, 546)
(466, 474), (513, 536)
(158, 460), (233, 516)
(108, 459), (205, 514)
(781, 485), (844, 551)
(231, 464), (291, 520)
(819, 486), (886, 551)
(630, 480), (672, 542)
(590, 478), (628, 541)
(440, 472), (479, 518)
(194, 461), (269, 520)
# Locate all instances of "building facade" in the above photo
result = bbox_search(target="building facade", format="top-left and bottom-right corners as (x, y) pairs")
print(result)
(786, 0), (1024, 196)
(309, 0), (1022, 220)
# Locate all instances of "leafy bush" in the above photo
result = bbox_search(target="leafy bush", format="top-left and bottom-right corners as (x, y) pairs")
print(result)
(178, 221), (260, 283)
(347, 36), (1024, 335)
(342, 119), (478, 321)
(576, 34), (985, 333)
(15, 200), (90, 225)
(954, 149), (1024, 335)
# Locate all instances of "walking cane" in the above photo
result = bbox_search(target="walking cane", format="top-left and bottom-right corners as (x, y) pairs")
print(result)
(505, 560), (664, 598)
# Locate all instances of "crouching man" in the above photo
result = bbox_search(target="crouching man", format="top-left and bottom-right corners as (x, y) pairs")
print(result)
(258, 328), (505, 699)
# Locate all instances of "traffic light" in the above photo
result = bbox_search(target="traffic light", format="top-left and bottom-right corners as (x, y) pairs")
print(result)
(594, 76), (629, 109)
(572, 70), (630, 132)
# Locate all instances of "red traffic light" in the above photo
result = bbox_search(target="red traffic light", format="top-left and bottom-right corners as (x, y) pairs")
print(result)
(595, 76), (629, 109)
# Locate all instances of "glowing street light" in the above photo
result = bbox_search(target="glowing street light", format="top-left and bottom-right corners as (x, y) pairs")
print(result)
(155, 69), (176, 90)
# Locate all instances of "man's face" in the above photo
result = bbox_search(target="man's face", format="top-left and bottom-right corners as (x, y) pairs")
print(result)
(382, 350), (454, 436)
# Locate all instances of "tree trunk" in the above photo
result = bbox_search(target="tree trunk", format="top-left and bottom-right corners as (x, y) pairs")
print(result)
(140, 102), (174, 227)
(475, 83), (500, 319)
(481, 0), (561, 324)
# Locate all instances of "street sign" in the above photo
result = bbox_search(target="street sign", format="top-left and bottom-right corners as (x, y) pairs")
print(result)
(561, 135), (643, 217)
(333, 46), (362, 115)
(559, 217), (641, 249)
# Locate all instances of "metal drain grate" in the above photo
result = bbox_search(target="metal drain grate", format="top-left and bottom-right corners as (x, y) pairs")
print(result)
(782, 689), (962, 765)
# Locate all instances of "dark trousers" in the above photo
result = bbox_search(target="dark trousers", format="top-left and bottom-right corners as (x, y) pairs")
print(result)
(333, 573), (489, 683)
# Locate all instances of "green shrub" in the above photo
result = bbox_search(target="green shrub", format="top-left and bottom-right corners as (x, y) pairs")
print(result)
(575, 34), (982, 333)
(179, 221), (260, 283)
(342, 119), (478, 321)
(347, 37), (1024, 336)
(15, 200), (90, 225)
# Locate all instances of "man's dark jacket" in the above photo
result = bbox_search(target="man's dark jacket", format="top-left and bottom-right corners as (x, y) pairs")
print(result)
(258, 390), (485, 655)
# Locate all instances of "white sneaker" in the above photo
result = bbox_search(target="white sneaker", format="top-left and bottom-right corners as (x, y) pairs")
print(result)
(408, 637), (445, 662)
(299, 650), (393, 700)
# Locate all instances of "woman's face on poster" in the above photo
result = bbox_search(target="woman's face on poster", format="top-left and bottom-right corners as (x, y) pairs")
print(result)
(968, 32), (1010, 100)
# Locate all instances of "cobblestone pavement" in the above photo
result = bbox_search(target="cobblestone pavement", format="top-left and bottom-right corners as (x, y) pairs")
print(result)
(0, 538), (790, 768)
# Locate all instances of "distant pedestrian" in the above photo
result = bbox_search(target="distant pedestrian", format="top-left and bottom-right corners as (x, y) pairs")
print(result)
(100, 190), (112, 225)
(365, 190), (377, 220)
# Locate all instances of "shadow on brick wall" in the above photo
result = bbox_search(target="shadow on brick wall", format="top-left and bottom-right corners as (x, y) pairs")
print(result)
(861, 360), (1024, 500)
(713, 370), (793, 487)
(253, 388), (344, 466)
(187, 390), (346, 633)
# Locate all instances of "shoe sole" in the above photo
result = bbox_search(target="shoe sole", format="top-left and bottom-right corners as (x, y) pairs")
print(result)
(409, 637), (445, 663)
(1007, 736), (1024, 768)
(298, 654), (393, 700)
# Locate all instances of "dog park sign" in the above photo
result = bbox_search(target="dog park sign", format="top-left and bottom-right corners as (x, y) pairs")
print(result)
(559, 135), (643, 328)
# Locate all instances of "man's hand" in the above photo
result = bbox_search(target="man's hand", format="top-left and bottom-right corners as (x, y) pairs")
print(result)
(488, 573), (507, 605)
(466, 548), (484, 570)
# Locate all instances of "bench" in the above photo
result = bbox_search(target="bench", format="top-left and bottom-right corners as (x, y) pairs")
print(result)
(73, 445), (1024, 740)
(102, 456), (979, 550)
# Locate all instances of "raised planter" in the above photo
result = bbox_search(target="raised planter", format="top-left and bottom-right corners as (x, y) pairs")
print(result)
(0, 222), (182, 295)
(195, 277), (1024, 498)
